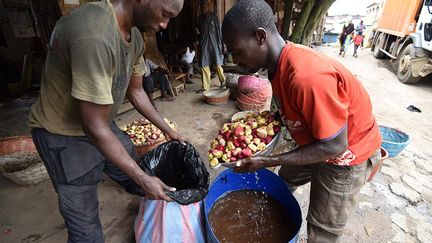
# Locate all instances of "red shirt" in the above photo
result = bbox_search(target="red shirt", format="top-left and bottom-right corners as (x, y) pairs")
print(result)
(272, 43), (381, 165)
(354, 35), (364, 46)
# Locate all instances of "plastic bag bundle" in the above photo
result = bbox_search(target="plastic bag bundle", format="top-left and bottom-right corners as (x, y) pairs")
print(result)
(139, 141), (210, 205)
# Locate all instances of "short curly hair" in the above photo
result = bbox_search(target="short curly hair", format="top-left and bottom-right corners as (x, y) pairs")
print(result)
(222, 0), (278, 36)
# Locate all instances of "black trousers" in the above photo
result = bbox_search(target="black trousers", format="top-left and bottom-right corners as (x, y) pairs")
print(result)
(354, 44), (360, 55)
(143, 72), (169, 95)
(31, 124), (142, 243)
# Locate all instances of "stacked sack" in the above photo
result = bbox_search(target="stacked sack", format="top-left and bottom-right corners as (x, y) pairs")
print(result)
(237, 75), (272, 111)
(225, 73), (240, 100)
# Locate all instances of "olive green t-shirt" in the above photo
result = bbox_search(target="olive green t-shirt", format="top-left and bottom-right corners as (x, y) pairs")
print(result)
(29, 0), (145, 136)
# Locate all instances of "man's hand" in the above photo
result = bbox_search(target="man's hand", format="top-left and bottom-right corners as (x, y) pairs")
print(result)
(138, 175), (176, 201)
(160, 68), (169, 75)
(234, 155), (268, 173)
(164, 131), (188, 145)
(154, 66), (169, 75)
(127, 75), (181, 143)
(77, 100), (176, 201)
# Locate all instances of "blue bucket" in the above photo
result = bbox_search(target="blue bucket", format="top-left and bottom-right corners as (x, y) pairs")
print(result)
(204, 169), (302, 243)
(379, 126), (410, 157)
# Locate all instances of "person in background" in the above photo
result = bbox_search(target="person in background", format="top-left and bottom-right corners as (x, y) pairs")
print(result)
(340, 17), (355, 57)
(222, 1), (382, 242)
(180, 45), (195, 84)
(353, 33), (364, 58)
(143, 58), (175, 108)
(356, 19), (365, 36)
(338, 24), (347, 56)
(356, 19), (365, 47)
(196, 0), (226, 93)
(29, 0), (185, 241)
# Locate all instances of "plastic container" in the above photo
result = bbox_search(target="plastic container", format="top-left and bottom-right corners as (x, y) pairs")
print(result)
(367, 147), (389, 182)
(379, 126), (410, 157)
(204, 169), (302, 243)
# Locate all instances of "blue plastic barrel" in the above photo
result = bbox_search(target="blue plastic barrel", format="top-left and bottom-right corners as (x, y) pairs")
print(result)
(204, 169), (302, 243)
(379, 126), (410, 157)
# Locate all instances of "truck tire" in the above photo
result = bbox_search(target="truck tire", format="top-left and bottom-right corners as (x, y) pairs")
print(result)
(373, 33), (386, 59)
(397, 44), (421, 84)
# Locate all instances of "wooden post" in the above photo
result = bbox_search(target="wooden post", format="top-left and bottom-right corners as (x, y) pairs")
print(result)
(215, 0), (223, 24)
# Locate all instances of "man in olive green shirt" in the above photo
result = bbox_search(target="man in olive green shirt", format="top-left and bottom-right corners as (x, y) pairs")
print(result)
(29, 0), (184, 242)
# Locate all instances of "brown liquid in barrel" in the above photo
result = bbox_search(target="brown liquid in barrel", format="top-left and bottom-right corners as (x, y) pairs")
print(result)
(209, 189), (295, 243)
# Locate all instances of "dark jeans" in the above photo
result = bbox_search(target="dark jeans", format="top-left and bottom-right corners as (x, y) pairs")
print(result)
(180, 60), (193, 75)
(339, 37), (346, 53)
(31, 124), (142, 243)
(279, 149), (381, 243)
(143, 72), (169, 95)
(354, 44), (360, 55)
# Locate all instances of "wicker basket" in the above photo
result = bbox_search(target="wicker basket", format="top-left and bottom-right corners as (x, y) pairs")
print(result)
(135, 139), (167, 157)
(130, 120), (178, 157)
(0, 136), (49, 185)
(226, 73), (240, 89)
(226, 73), (239, 101)
(237, 98), (267, 111)
(203, 89), (230, 105)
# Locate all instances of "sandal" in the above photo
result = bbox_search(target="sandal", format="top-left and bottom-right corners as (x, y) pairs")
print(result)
(195, 88), (205, 94)
(161, 95), (175, 101)
(219, 81), (226, 89)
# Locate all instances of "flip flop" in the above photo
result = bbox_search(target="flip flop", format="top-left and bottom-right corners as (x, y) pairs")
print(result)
(161, 96), (175, 101)
(195, 88), (205, 94)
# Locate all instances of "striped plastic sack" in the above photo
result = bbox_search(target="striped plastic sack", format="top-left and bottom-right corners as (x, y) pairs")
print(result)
(134, 199), (206, 243)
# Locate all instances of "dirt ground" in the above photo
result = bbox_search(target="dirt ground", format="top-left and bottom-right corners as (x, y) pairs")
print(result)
(1, 44), (432, 243)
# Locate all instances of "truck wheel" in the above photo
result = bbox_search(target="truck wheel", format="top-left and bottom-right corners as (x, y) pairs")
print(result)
(373, 33), (386, 59)
(397, 44), (420, 84)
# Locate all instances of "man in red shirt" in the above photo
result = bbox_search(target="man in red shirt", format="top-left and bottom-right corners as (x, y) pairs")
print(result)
(222, 1), (382, 242)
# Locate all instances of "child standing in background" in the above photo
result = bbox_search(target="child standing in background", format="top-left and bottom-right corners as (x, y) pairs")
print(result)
(353, 33), (364, 58)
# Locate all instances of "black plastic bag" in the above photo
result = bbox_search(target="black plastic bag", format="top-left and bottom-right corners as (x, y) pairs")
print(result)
(138, 141), (210, 205)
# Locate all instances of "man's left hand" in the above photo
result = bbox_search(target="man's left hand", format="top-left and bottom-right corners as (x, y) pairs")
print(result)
(234, 155), (268, 173)
(164, 131), (188, 145)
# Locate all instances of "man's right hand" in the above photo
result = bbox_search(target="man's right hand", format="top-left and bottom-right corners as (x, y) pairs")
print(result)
(138, 175), (176, 201)
(78, 92), (176, 203)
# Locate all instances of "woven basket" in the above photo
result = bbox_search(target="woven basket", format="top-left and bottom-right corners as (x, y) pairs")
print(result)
(238, 93), (267, 104)
(226, 73), (240, 89)
(136, 139), (167, 157)
(237, 75), (268, 94)
(226, 72), (240, 101)
(203, 89), (230, 105)
(237, 98), (267, 111)
(132, 121), (177, 157)
(0, 136), (49, 185)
